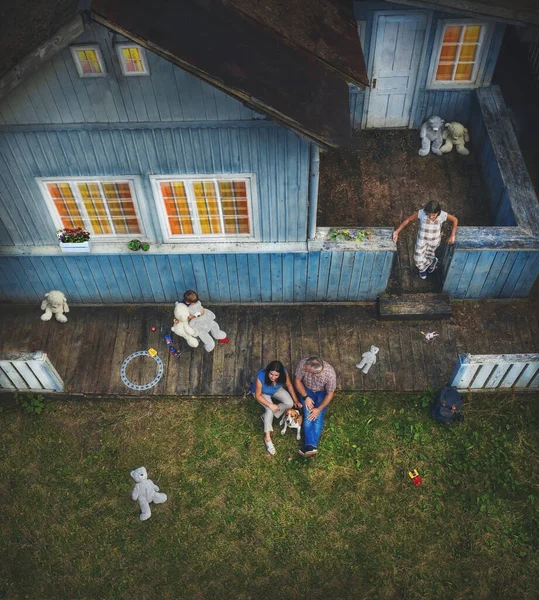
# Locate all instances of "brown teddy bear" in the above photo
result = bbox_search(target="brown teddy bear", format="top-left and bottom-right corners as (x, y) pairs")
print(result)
(441, 121), (470, 155)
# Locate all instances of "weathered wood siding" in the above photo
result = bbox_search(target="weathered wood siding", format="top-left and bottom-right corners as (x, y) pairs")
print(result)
(350, 85), (365, 130)
(0, 22), (260, 126)
(412, 90), (474, 129)
(468, 92), (516, 226)
(351, 2), (505, 129)
(442, 243), (539, 298)
(0, 124), (310, 246)
(449, 353), (539, 391)
(0, 248), (394, 303)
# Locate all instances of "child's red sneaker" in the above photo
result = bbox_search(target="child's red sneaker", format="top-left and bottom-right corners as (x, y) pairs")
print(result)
(218, 337), (229, 344)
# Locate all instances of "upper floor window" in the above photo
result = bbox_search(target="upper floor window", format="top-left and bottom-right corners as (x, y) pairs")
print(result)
(115, 43), (150, 76)
(70, 45), (106, 78)
(151, 176), (254, 241)
(428, 22), (492, 88)
(40, 178), (144, 239)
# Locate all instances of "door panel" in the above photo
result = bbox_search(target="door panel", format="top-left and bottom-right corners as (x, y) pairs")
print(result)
(366, 13), (427, 128)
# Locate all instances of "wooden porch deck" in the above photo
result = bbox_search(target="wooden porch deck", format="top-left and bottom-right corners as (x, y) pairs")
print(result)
(1, 300), (537, 397)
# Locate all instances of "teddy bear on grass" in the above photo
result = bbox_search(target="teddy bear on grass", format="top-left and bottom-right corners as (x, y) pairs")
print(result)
(40, 290), (69, 323)
(418, 115), (444, 157)
(130, 466), (167, 521)
(441, 121), (470, 155)
(171, 302), (199, 348)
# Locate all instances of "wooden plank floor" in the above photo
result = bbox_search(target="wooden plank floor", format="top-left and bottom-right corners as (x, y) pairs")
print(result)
(0, 300), (537, 396)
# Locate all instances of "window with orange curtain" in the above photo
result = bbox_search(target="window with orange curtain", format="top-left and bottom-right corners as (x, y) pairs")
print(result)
(157, 178), (252, 238)
(434, 24), (483, 84)
(45, 180), (142, 237)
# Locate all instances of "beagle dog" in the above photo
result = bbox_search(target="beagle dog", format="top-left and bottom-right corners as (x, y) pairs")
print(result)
(279, 408), (303, 441)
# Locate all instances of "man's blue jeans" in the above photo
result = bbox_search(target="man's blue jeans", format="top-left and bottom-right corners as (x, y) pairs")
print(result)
(300, 388), (328, 449)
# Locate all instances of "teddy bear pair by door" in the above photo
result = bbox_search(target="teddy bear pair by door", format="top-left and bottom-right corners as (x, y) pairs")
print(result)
(419, 116), (470, 157)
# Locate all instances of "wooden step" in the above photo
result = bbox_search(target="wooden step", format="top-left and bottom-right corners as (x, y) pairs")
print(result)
(378, 293), (452, 321)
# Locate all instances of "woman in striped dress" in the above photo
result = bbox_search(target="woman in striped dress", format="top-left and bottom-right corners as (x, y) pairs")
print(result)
(393, 201), (458, 279)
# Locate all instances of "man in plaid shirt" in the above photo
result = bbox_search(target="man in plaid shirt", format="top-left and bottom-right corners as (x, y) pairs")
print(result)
(294, 356), (337, 457)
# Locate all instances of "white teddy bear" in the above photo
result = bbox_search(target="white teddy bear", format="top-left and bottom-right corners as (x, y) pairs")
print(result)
(171, 302), (199, 348)
(187, 306), (228, 353)
(130, 466), (167, 521)
(418, 115), (444, 157)
(441, 121), (470, 155)
(356, 345), (379, 374)
(40, 290), (69, 323)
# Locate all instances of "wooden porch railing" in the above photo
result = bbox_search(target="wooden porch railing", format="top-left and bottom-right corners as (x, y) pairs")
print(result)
(449, 353), (539, 392)
(0, 351), (64, 392)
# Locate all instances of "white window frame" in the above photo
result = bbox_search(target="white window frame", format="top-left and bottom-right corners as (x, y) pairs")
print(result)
(70, 44), (107, 78)
(115, 42), (151, 76)
(151, 174), (257, 243)
(38, 176), (147, 241)
(426, 20), (494, 90)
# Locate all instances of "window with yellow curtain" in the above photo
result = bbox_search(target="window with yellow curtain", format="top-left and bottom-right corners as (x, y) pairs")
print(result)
(70, 45), (106, 78)
(116, 44), (150, 76)
(157, 178), (252, 239)
(45, 180), (142, 237)
(434, 24), (483, 84)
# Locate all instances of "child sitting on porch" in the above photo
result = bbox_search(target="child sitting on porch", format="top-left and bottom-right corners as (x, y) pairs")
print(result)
(393, 201), (458, 279)
(174, 290), (229, 352)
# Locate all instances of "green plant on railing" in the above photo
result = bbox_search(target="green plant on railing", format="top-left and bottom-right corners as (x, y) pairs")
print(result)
(14, 391), (46, 415)
(328, 228), (371, 242)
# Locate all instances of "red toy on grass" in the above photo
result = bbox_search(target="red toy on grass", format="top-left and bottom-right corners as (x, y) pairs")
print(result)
(408, 469), (422, 487)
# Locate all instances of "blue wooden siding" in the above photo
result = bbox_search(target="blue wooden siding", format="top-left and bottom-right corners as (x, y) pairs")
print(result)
(442, 246), (539, 298)
(412, 90), (474, 129)
(0, 250), (394, 303)
(468, 94), (516, 226)
(0, 22), (261, 126)
(0, 125), (310, 246)
(350, 86), (365, 130)
(351, 2), (505, 130)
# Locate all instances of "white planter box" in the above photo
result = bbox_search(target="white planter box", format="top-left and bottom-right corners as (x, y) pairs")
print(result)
(59, 240), (92, 253)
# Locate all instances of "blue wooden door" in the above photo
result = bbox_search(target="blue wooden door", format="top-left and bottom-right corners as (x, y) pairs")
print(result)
(366, 13), (427, 128)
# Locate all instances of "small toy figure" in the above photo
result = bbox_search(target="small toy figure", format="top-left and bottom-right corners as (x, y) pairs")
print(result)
(40, 290), (69, 323)
(355, 345), (379, 374)
(169, 346), (179, 356)
(408, 469), (422, 487)
(130, 466), (167, 521)
(421, 331), (439, 342)
(418, 115), (444, 157)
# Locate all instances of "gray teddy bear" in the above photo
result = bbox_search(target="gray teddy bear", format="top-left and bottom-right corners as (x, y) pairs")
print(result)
(418, 115), (444, 157)
(356, 345), (379, 374)
(130, 466), (167, 521)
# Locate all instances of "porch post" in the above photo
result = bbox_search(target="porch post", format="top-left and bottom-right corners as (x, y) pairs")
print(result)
(307, 144), (320, 240)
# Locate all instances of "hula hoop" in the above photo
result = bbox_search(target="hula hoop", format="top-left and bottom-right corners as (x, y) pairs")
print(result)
(120, 350), (164, 391)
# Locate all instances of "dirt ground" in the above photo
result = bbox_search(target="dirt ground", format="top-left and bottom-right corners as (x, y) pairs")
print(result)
(317, 129), (492, 228)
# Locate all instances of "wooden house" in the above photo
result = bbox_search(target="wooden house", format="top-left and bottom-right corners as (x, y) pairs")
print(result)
(0, 0), (399, 305)
(0, 0), (537, 305)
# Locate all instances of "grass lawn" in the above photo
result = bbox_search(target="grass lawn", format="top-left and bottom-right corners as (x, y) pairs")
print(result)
(1, 391), (538, 600)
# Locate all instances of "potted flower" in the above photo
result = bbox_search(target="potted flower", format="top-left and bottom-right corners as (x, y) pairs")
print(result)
(57, 227), (91, 253)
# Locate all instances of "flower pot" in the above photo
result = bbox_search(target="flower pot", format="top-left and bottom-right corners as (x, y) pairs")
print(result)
(59, 240), (92, 253)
